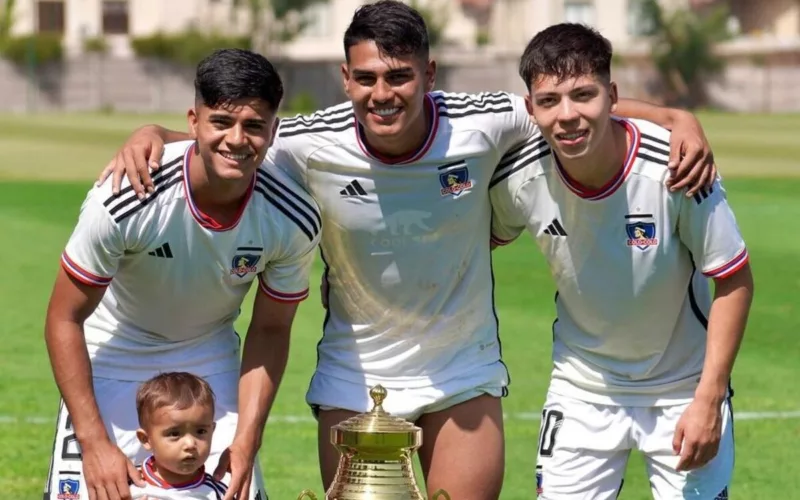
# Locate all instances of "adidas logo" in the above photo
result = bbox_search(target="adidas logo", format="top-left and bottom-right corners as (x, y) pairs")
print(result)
(148, 242), (173, 258)
(340, 180), (367, 197)
(543, 219), (567, 237)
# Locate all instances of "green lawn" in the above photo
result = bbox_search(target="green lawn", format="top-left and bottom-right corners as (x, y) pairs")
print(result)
(1, 112), (798, 499)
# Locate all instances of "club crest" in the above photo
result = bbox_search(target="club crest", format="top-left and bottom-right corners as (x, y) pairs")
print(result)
(626, 221), (658, 250)
(439, 166), (474, 197)
(230, 254), (261, 277)
(58, 478), (81, 499)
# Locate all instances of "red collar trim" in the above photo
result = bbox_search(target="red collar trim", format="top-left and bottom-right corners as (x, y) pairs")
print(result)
(555, 118), (640, 201)
(182, 143), (256, 231)
(355, 93), (438, 164)
(142, 455), (206, 490)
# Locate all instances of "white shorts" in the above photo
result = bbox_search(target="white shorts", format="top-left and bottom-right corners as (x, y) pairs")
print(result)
(306, 363), (508, 422)
(43, 370), (268, 500)
(536, 391), (734, 500)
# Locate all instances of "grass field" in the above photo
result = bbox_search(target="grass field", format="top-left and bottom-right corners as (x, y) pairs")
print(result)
(1, 112), (799, 499)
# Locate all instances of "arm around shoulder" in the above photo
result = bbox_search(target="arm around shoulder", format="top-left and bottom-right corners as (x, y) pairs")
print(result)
(99, 123), (193, 197)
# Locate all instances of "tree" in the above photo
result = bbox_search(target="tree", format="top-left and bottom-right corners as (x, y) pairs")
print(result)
(409, 0), (449, 48)
(231, 0), (329, 52)
(636, 0), (731, 108)
(0, 0), (16, 46)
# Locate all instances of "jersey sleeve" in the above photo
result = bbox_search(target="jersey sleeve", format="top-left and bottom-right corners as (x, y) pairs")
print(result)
(267, 118), (313, 189)
(678, 178), (749, 279)
(258, 229), (321, 303)
(488, 133), (548, 246)
(257, 171), (322, 303)
(61, 190), (126, 287)
(495, 93), (540, 156)
(489, 177), (530, 247)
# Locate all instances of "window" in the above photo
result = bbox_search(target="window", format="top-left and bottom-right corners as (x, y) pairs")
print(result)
(301, 2), (333, 38)
(102, 1), (129, 34)
(563, 1), (595, 26)
(627, 0), (654, 37)
(37, 1), (65, 34)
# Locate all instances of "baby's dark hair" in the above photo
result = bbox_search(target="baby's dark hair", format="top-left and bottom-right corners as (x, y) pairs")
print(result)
(519, 23), (613, 89)
(343, 0), (430, 62)
(194, 48), (284, 111)
(136, 372), (215, 428)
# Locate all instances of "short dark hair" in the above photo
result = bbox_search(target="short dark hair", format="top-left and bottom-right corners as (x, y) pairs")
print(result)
(343, 0), (430, 62)
(136, 372), (215, 428)
(518, 23), (612, 89)
(194, 48), (284, 112)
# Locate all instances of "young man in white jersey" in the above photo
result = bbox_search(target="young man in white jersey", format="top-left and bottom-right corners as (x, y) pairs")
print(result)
(490, 24), (754, 499)
(129, 373), (228, 500)
(44, 49), (321, 500)
(94, 3), (719, 498)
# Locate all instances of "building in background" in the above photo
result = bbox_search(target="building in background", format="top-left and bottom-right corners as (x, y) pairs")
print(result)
(11, 0), (247, 56)
(6, 0), (800, 58)
(8, 0), (484, 58)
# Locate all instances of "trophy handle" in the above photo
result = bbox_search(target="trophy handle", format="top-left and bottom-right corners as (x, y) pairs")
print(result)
(297, 490), (318, 500)
(431, 489), (451, 500)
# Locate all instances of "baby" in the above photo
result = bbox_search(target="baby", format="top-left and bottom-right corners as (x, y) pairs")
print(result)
(130, 372), (228, 499)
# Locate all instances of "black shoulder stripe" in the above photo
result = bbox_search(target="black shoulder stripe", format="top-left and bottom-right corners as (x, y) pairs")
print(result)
(257, 170), (322, 230)
(499, 138), (535, 163)
(636, 152), (670, 166)
(639, 141), (670, 158)
(102, 156), (183, 208)
(255, 175), (321, 241)
(279, 119), (355, 138)
(112, 173), (184, 223)
(493, 137), (548, 184)
(436, 100), (512, 112)
(433, 93), (512, 109)
(434, 91), (511, 105)
(433, 94), (513, 113)
(497, 135), (547, 170)
(279, 110), (354, 133)
(439, 107), (514, 119)
(106, 164), (182, 215)
(104, 162), (183, 215)
(279, 103), (352, 127)
(641, 133), (670, 147)
(255, 185), (314, 241)
(489, 148), (550, 188)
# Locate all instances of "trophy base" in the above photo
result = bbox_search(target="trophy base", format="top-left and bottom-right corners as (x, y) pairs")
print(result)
(327, 458), (424, 500)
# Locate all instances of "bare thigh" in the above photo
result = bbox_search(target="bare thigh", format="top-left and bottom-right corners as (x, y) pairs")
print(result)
(416, 394), (505, 500)
(316, 408), (360, 492)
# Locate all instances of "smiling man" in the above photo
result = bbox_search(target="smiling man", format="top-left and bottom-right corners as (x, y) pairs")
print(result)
(490, 24), (754, 499)
(94, 2), (720, 498)
(43, 49), (321, 500)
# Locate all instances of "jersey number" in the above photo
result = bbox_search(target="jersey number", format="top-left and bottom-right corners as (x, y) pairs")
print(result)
(61, 415), (82, 460)
(537, 409), (564, 458)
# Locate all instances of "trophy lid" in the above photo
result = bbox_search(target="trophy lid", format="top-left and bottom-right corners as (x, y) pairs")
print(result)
(331, 385), (422, 452)
(334, 385), (419, 434)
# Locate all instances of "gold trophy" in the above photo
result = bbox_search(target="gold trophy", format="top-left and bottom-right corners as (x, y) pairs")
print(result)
(297, 385), (450, 500)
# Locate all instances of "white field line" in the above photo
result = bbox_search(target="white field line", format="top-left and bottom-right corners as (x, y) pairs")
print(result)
(2, 410), (800, 426)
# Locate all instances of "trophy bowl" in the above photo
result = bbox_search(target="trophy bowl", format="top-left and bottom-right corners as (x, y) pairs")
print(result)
(298, 385), (450, 500)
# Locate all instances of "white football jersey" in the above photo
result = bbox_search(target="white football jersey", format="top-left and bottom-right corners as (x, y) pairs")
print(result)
(62, 141), (322, 381)
(129, 457), (227, 499)
(268, 91), (537, 389)
(490, 118), (749, 406)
